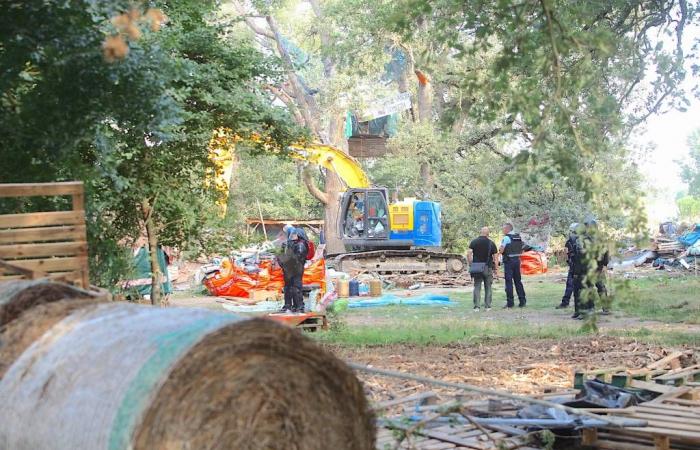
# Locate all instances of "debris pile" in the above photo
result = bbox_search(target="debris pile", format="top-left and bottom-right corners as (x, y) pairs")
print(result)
(613, 223), (700, 274)
(355, 349), (700, 449)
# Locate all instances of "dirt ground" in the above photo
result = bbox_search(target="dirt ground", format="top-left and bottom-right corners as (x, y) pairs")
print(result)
(327, 336), (698, 403)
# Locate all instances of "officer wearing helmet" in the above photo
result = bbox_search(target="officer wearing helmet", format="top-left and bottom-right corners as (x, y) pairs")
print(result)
(556, 223), (579, 309)
(570, 218), (609, 319)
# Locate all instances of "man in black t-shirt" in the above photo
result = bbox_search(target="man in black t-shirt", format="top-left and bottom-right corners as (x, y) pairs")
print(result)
(468, 227), (499, 311)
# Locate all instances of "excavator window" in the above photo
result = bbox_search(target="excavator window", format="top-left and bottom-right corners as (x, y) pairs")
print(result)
(344, 194), (365, 238)
(366, 191), (388, 238)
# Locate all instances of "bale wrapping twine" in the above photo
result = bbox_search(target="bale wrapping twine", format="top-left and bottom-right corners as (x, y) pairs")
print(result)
(0, 302), (374, 450)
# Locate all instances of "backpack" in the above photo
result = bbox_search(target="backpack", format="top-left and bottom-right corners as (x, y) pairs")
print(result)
(305, 239), (316, 260)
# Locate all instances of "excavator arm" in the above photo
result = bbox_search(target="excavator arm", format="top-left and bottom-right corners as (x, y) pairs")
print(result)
(288, 143), (370, 189)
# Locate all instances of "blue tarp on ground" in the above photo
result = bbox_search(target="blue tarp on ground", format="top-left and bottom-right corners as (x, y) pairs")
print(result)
(678, 224), (700, 247)
(348, 294), (454, 308)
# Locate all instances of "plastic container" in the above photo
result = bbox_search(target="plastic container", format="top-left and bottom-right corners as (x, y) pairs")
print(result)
(358, 283), (369, 296)
(349, 279), (360, 297)
(369, 279), (382, 297)
(337, 279), (350, 298)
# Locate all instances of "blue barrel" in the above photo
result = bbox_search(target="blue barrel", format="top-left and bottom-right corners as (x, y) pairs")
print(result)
(349, 280), (360, 297)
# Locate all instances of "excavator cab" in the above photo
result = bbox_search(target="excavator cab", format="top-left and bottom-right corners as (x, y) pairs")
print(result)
(340, 188), (393, 249)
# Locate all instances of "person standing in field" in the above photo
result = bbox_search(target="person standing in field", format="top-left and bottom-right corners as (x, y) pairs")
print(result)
(556, 223), (579, 309)
(499, 222), (527, 308)
(277, 227), (309, 313)
(468, 227), (499, 311)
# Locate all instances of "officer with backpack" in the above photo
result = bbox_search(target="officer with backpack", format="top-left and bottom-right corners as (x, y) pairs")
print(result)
(556, 223), (579, 309)
(277, 227), (310, 313)
(570, 219), (609, 319)
(499, 222), (528, 308)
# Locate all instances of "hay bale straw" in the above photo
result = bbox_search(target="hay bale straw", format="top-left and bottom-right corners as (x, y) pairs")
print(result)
(0, 280), (99, 327)
(0, 303), (374, 450)
(0, 298), (99, 378)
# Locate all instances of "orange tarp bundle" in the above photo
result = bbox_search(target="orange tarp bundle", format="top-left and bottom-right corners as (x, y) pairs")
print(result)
(520, 251), (548, 275)
(204, 257), (326, 298)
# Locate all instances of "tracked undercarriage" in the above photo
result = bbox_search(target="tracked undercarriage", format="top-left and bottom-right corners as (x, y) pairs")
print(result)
(329, 249), (467, 275)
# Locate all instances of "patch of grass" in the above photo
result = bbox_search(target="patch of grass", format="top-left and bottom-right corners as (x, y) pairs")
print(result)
(608, 328), (700, 346)
(317, 318), (586, 346)
(611, 275), (700, 323)
(315, 274), (700, 346)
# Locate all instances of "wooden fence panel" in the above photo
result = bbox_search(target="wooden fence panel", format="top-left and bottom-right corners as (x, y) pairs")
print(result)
(0, 182), (89, 288)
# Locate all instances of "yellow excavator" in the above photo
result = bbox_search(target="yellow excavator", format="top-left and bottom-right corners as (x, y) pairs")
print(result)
(288, 143), (466, 275)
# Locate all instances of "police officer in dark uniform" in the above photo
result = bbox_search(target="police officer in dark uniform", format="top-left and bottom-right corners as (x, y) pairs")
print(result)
(556, 223), (578, 309)
(499, 222), (527, 308)
(277, 228), (309, 313)
(570, 219), (609, 319)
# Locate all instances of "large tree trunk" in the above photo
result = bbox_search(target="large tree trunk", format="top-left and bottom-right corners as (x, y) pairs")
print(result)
(141, 198), (163, 307)
(415, 69), (434, 196)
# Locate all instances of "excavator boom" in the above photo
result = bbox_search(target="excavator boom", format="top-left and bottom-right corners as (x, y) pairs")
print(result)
(288, 143), (370, 189)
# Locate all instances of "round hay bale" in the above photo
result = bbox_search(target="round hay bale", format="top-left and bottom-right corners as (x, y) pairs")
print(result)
(0, 303), (374, 450)
(0, 280), (99, 327)
(0, 298), (98, 378)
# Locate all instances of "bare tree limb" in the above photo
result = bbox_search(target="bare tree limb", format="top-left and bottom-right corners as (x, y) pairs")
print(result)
(302, 166), (329, 204)
(231, 1), (275, 38)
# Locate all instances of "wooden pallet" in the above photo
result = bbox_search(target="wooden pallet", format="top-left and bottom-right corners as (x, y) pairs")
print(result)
(376, 423), (540, 450)
(266, 311), (328, 331)
(0, 182), (89, 288)
(587, 398), (700, 450)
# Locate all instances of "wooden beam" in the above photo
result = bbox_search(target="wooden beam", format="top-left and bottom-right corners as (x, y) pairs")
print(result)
(0, 241), (88, 259)
(0, 211), (85, 228)
(0, 256), (88, 274)
(0, 182), (84, 198)
(0, 225), (87, 244)
(653, 435), (670, 450)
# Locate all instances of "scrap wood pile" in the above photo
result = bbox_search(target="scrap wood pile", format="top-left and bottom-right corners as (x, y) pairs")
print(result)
(576, 350), (700, 450)
(351, 349), (700, 450)
(0, 281), (374, 450)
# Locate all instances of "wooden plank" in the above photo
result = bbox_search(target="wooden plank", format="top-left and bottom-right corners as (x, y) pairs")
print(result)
(0, 271), (78, 283)
(654, 435), (671, 450)
(0, 256), (87, 274)
(630, 380), (679, 394)
(373, 391), (438, 411)
(0, 225), (87, 244)
(386, 424), (485, 450)
(0, 211), (84, 228)
(624, 413), (700, 429)
(647, 352), (687, 370)
(650, 387), (693, 404)
(663, 398), (700, 407)
(633, 406), (700, 418)
(593, 438), (657, 450)
(0, 241), (87, 259)
(0, 182), (83, 198)
(582, 428), (598, 445)
(622, 426), (700, 440)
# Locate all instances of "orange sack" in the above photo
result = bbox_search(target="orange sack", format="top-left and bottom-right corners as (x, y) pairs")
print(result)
(204, 257), (326, 298)
(520, 251), (548, 275)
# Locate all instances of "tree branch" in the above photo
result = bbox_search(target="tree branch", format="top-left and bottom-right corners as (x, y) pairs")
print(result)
(232, 1), (275, 38)
(302, 166), (329, 204)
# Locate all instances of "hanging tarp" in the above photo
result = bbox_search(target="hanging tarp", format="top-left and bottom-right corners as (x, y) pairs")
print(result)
(356, 92), (411, 122)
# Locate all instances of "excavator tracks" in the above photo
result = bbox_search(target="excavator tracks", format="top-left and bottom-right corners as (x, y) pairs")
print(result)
(330, 249), (466, 275)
